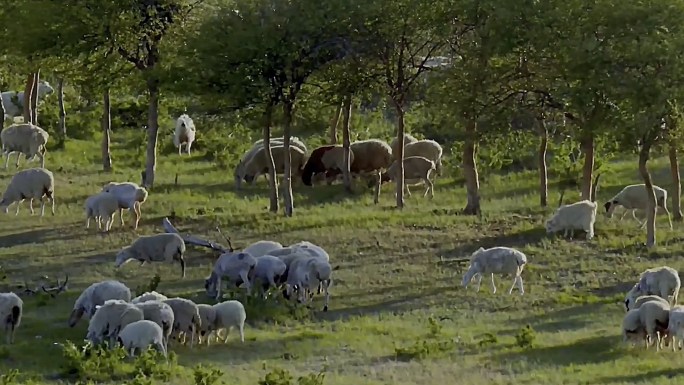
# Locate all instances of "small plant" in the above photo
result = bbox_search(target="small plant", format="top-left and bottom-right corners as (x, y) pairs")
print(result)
(258, 367), (326, 385)
(135, 274), (161, 297)
(133, 349), (177, 380)
(515, 324), (536, 349)
(60, 341), (129, 381)
(394, 339), (455, 361)
(193, 364), (224, 385)
(427, 315), (443, 337)
(477, 332), (499, 347)
(0, 369), (20, 385)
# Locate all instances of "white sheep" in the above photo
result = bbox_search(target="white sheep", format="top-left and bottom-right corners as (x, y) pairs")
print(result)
(131, 291), (168, 304)
(252, 255), (288, 298)
(668, 306), (684, 351)
(68, 280), (132, 327)
(87, 299), (144, 347)
(349, 139), (394, 202)
(638, 301), (671, 351)
(243, 240), (284, 258)
(234, 137), (308, 187)
(622, 309), (647, 347)
(212, 300), (246, 344)
(133, 300), (174, 351)
(0, 167), (55, 216)
(285, 255), (333, 311)
(390, 133), (418, 160)
(625, 266), (681, 309)
(289, 241), (330, 261)
(162, 297), (201, 348)
(627, 295), (671, 312)
(0, 123), (50, 169)
(236, 145), (308, 189)
(1, 81), (54, 119)
(205, 251), (258, 299)
(604, 184), (673, 229)
(382, 156), (436, 198)
(196, 304), (217, 345)
(0, 292), (23, 344)
(402, 139), (444, 175)
(101, 182), (149, 230)
(173, 114), (196, 156)
(84, 191), (119, 232)
(114, 233), (187, 278)
(461, 246), (528, 295)
(545, 200), (597, 240)
(117, 319), (167, 357)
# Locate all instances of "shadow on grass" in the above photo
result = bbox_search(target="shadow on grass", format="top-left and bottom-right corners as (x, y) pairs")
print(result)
(495, 335), (621, 367)
(438, 228), (549, 258)
(595, 369), (684, 384)
(0, 225), (86, 247)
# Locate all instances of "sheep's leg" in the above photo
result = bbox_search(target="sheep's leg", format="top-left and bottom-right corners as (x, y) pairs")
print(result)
(619, 209), (629, 221)
(508, 276), (518, 295)
(133, 202), (141, 230)
(239, 323), (245, 343)
(223, 327), (231, 343)
(14, 152), (21, 168)
(187, 142), (192, 156)
(490, 273), (497, 294)
(474, 273), (483, 292)
(322, 280), (330, 312)
(28, 198), (35, 215)
(423, 177), (434, 198)
(3, 152), (9, 169)
(659, 205), (674, 230)
(86, 216), (91, 229)
(563, 229), (569, 238)
(14, 200), (22, 216)
(178, 144), (182, 156)
(119, 208), (125, 227)
(586, 225), (594, 240)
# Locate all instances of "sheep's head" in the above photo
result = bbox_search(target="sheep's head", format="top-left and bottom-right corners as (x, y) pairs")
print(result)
(68, 307), (86, 327)
(544, 218), (559, 234)
(204, 273), (218, 298)
(114, 247), (135, 268)
(38, 81), (54, 97)
(624, 284), (643, 311)
(0, 197), (9, 213)
(604, 200), (619, 218)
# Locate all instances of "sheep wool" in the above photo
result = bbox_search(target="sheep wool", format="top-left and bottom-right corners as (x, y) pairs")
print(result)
(402, 139), (444, 174)
(301, 145), (355, 186)
(0, 292), (23, 344)
(622, 309), (646, 346)
(205, 251), (258, 300)
(604, 183), (672, 229)
(163, 297), (201, 348)
(84, 191), (119, 232)
(627, 295), (671, 312)
(211, 300), (246, 344)
(285, 255), (333, 311)
(625, 266), (681, 309)
(638, 301), (670, 351)
(461, 246), (528, 295)
(667, 306), (684, 351)
(384, 156), (436, 198)
(101, 182), (149, 230)
(196, 304), (217, 345)
(1, 82), (53, 119)
(252, 255), (287, 297)
(133, 300), (175, 351)
(68, 280), (132, 327)
(0, 167), (55, 216)
(243, 240), (284, 258)
(117, 319), (167, 357)
(240, 145), (308, 186)
(545, 200), (597, 240)
(390, 133), (418, 160)
(0, 123), (50, 169)
(87, 299), (144, 347)
(131, 291), (168, 304)
(173, 114), (196, 156)
(115, 233), (187, 278)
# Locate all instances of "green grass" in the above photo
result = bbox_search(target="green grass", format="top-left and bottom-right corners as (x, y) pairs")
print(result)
(1, 130), (684, 385)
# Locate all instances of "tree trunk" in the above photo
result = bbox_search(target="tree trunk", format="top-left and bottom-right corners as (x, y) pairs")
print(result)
(143, 77), (160, 188)
(639, 140), (657, 248)
(668, 141), (683, 221)
(22, 73), (35, 124)
(341, 94), (353, 193)
(282, 102), (295, 217)
(264, 104), (279, 213)
(463, 120), (481, 215)
(580, 133), (594, 201)
(102, 88), (113, 172)
(0, 88), (5, 126)
(536, 116), (548, 207)
(57, 78), (66, 148)
(30, 71), (40, 125)
(329, 102), (342, 145)
(392, 101), (405, 209)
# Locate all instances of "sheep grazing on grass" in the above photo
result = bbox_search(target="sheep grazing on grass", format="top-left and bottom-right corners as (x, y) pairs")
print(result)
(84, 191), (119, 232)
(163, 297), (201, 349)
(196, 304), (216, 345)
(402, 139), (444, 175)
(461, 246), (528, 295)
(205, 251), (258, 300)
(638, 301), (671, 351)
(390, 133), (418, 160)
(114, 233), (187, 278)
(243, 240), (283, 258)
(284, 255), (333, 311)
(668, 306), (684, 351)
(132, 300), (174, 351)
(381, 156), (436, 198)
(604, 184), (673, 229)
(252, 255), (287, 298)
(622, 309), (647, 347)
(211, 300), (246, 344)
(234, 137), (308, 188)
(625, 266), (681, 310)
(301, 145), (354, 186)
(87, 299), (144, 348)
(235, 145), (308, 189)
(173, 114), (196, 156)
(1, 81), (54, 119)
(101, 182), (148, 230)
(0, 123), (50, 169)
(545, 200), (597, 240)
(0, 167), (55, 216)
(68, 280), (132, 327)
(0, 292), (23, 344)
(347, 139), (393, 203)
(117, 319), (167, 358)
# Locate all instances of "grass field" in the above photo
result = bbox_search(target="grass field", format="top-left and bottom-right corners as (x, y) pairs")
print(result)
(1, 130), (684, 385)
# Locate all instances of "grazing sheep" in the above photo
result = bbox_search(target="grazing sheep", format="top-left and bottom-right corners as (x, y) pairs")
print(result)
(162, 297), (201, 348)
(390, 133), (418, 160)
(237, 145), (308, 188)
(285, 255), (333, 311)
(196, 304), (217, 345)
(117, 319), (167, 357)
(84, 191), (119, 232)
(668, 306), (684, 351)
(0, 167), (55, 216)
(604, 184), (673, 229)
(87, 299), (144, 347)
(131, 291), (168, 304)
(132, 300), (174, 351)
(1, 123), (50, 169)
(234, 137), (308, 188)
(627, 295), (671, 312)
(68, 280), (132, 327)
(301, 145), (355, 186)
(461, 246), (528, 295)
(243, 240), (284, 258)
(0, 292), (22, 344)
(288, 241), (331, 294)
(205, 251), (258, 300)
(402, 139), (444, 175)
(252, 255), (288, 298)
(622, 309), (647, 347)
(639, 301), (671, 351)
(1, 81), (54, 119)
(381, 156), (436, 198)
(545, 200), (597, 240)
(625, 266), (681, 309)
(114, 233), (187, 278)
(212, 300), (246, 344)
(173, 114), (196, 156)
(101, 182), (149, 230)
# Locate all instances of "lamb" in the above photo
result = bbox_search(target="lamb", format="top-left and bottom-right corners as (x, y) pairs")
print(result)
(84, 191), (119, 232)
(0, 123), (50, 169)
(381, 156), (436, 198)
(211, 300), (246, 344)
(132, 300), (174, 351)
(117, 319), (167, 357)
(390, 133), (418, 160)
(252, 255), (288, 297)
(86, 299), (144, 347)
(402, 139), (443, 175)
(0, 292), (22, 344)
(68, 280), (132, 327)
(604, 184), (672, 229)
(624, 266), (681, 310)
(236, 145), (308, 188)
(196, 304), (217, 345)
(622, 309), (647, 347)
(204, 251), (258, 300)
(0, 167), (55, 216)
(545, 200), (597, 240)
(301, 145), (355, 186)
(243, 240), (284, 258)
(131, 291), (168, 304)
(626, 295), (671, 311)
(114, 233), (187, 278)
(101, 182), (149, 230)
(461, 246), (528, 295)
(638, 301), (671, 351)
(284, 255), (333, 311)
(173, 114), (196, 156)
(1, 81), (54, 119)
(162, 297), (201, 348)
(668, 306), (684, 351)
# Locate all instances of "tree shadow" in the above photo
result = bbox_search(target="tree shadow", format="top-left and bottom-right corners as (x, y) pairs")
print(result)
(0, 225), (86, 247)
(494, 335), (622, 367)
(595, 369), (684, 384)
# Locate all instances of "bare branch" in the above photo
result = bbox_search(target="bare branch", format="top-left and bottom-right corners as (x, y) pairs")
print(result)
(215, 226), (234, 252)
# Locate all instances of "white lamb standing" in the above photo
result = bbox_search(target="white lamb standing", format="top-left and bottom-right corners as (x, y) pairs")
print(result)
(402, 139), (444, 175)
(101, 182), (149, 230)
(131, 291), (168, 304)
(638, 301), (671, 351)
(0, 292), (23, 344)
(284, 255), (333, 311)
(545, 199), (597, 240)
(132, 300), (174, 352)
(84, 191), (119, 232)
(604, 184), (673, 229)
(114, 233), (187, 278)
(0, 123), (50, 169)
(87, 299), (144, 347)
(0, 167), (55, 216)
(252, 255), (287, 298)
(461, 246), (528, 295)
(204, 251), (258, 300)
(383, 156), (436, 198)
(1, 81), (54, 119)
(173, 114), (196, 156)
(624, 266), (681, 310)
(117, 319), (167, 358)
(211, 300), (246, 344)
(162, 297), (201, 348)
(68, 280), (132, 327)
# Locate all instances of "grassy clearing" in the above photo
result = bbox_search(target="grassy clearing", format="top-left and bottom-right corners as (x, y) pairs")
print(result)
(1, 130), (684, 385)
